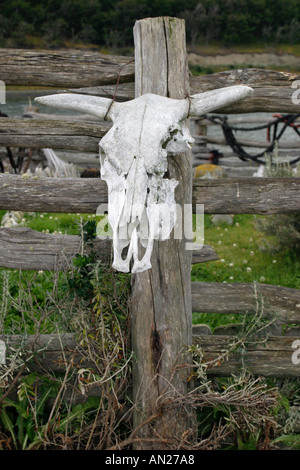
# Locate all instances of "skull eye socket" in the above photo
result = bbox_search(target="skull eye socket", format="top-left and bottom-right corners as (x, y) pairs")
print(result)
(162, 128), (180, 149)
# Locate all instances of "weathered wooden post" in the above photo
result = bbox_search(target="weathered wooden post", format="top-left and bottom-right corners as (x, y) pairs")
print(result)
(131, 17), (195, 449)
(34, 17), (252, 449)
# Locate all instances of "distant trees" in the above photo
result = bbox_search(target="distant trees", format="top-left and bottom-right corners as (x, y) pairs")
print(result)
(0, 0), (299, 49)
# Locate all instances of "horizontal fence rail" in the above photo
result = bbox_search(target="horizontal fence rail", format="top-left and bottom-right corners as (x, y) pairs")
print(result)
(192, 282), (300, 324)
(0, 118), (109, 153)
(194, 335), (300, 378)
(0, 227), (218, 270)
(1, 332), (299, 380)
(0, 49), (299, 113)
(0, 175), (299, 214)
(0, 49), (135, 87)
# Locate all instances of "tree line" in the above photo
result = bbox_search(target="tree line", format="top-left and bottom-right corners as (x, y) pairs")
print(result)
(0, 0), (299, 50)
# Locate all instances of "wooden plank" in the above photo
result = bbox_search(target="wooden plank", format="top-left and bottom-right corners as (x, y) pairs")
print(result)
(0, 49), (134, 87)
(66, 69), (300, 114)
(0, 175), (299, 214)
(0, 174), (108, 213)
(0, 118), (110, 152)
(192, 177), (300, 214)
(0, 227), (112, 271)
(193, 335), (300, 378)
(64, 82), (135, 102)
(1, 333), (299, 378)
(0, 227), (217, 271)
(192, 282), (300, 324)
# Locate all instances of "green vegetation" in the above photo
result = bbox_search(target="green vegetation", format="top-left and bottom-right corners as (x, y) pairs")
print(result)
(192, 213), (300, 329)
(0, 0), (299, 50)
(0, 208), (299, 449)
(1, 208), (299, 333)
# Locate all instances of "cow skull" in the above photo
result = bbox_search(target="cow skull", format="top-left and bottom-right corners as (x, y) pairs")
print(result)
(35, 85), (252, 273)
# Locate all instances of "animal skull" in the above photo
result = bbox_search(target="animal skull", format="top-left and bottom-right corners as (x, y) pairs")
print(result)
(35, 85), (252, 273)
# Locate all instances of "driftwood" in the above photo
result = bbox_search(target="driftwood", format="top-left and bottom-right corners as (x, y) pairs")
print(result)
(192, 282), (300, 324)
(1, 332), (299, 379)
(0, 174), (299, 214)
(0, 227), (218, 271)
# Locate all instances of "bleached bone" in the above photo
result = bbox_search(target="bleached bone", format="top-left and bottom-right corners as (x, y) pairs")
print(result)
(36, 85), (252, 273)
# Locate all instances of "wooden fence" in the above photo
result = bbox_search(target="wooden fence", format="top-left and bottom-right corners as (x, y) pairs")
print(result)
(0, 17), (300, 446)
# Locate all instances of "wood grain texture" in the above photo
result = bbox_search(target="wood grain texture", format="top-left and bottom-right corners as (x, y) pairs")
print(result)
(0, 227), (217, 271)
(193, 335), (300, 378)
(1, 175), (299, 215)
(1, 333), (299, 379)
(0, 174), (108, 213)
(192, 282), (300, 324)
(131, 17), (195, 449)
(65, 69), (300, 114)
(0, 227), (112, 271)
(197, 134), (300, 149)
(190, 69), (300, 114)
(0, 49), (134, 87)
(193, 177), (300, 214)
(0, 118), (110, 152)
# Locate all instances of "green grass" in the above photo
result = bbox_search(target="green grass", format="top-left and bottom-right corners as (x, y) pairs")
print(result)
(0, 210), (102, 333)
(0, 210), (101, 235)
(192, 213), (300, 329)
(1, 210), (299, 333)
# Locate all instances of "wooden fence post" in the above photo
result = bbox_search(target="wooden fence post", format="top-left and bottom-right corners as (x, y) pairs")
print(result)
(131, 17), (195, 449)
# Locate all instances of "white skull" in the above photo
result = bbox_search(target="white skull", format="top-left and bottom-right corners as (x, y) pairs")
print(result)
(36, 85), (252, 273)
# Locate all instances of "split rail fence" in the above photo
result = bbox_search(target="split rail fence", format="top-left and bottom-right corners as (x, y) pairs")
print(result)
(0, 42), (300, 405)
